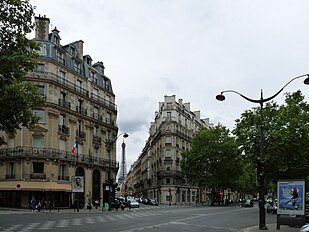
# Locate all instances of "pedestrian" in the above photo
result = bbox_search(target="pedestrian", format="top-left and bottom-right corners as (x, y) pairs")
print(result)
(44, 199), (49, 211)
(30, 196), (36, 212)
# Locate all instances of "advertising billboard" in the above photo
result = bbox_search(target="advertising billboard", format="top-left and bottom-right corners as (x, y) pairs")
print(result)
(72, 176), (84, 193)
(277, 180), (305, 215)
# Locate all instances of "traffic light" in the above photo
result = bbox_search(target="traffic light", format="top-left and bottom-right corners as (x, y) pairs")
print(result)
(256, 160), (265, 180)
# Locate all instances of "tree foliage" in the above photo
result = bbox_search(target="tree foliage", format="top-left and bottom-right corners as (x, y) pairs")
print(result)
(0, 0), (44, 145)
(234, 91), (309, 188)
(180, 125), (242, 193)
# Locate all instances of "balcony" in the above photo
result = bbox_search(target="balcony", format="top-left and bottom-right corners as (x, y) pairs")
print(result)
(92, 113), (101, 121)
(58, 125), (69, 135)
(0, 146), (118, 169)
(5, 174), (15, 179)
(76, 130), (86, 139)
(30, 173), (46, 179)
(76, 106), (87, 116)
(58, 175), (69, 181)
(58, 98), (71, 110)
(93, 135), (101, 144)
(90, 93), (117, 111)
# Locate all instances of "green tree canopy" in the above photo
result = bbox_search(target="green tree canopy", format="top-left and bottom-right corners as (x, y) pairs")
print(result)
(180, 125), (242, 193)
(0, 0), (44, 145)
(234, 91), (309, 187)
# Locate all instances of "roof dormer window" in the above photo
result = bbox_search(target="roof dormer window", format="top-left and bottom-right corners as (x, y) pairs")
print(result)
(70, 47), (75, 56)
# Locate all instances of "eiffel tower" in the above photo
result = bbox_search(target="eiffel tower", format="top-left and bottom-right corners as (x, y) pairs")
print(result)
(118, 140), (127, 184)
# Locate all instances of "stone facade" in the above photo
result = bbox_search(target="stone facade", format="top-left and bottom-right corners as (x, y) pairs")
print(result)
(127, 95), (212, 205)
(0, 15), (118, 209)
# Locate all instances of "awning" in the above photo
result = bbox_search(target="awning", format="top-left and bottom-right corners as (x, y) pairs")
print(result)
(0, 180), (72, 192)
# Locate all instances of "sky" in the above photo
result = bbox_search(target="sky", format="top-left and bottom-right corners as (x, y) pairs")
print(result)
(29, 0), (309, 172)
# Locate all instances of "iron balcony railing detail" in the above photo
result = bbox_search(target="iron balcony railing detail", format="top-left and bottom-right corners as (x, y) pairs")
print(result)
(0, 146), (119, 169)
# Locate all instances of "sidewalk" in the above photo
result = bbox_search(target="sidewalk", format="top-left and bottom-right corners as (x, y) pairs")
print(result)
(238, 223), (301, 232)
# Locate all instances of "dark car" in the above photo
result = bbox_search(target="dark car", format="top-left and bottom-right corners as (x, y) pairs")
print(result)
(147, 198), (158, 206)
(240, 199), (253, 207)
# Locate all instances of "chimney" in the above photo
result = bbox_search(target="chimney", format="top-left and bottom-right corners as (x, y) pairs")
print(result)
(35, 15), (50, 40)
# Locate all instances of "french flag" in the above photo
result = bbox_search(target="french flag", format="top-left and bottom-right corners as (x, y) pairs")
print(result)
(71, 140), (78, 153)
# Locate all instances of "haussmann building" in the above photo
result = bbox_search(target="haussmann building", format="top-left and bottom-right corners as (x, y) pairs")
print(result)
(0, 15), (120, 209)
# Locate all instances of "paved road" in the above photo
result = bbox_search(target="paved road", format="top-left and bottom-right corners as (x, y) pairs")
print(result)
(0, 204), (296, 232)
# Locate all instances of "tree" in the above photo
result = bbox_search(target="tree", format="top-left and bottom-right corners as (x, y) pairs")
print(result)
(0, 0), (44, 145)
(180, 125), (242, 205)
(234, 91), (309, 189)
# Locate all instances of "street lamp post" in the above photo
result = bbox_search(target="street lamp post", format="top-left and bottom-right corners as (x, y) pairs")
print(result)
(216, 74), (309, 230)
(104, 132), (129, 211)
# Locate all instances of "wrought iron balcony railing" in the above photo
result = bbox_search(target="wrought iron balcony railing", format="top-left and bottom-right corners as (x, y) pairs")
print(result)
(0, 146), (119, 169)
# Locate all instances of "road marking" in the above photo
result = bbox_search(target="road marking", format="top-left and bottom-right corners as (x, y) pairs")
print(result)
(94, 216), (107, 222)
(1, 224), (23, 231)
(38, 221), (56, 230)
(19, 223), (40, 232)
(84, 217), (95, 224)
(72, 218), (82, 226)
(56, 219), (69, 227)
(105, 215), (117, 221)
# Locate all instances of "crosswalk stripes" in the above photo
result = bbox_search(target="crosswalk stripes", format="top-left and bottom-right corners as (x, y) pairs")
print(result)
(94, 215), (107, 222)
(0, 209), (169, 231)
(84, 217), (96, 224)
(56, 219), (70, 228)
(71, 218), (82, 226)
(120, 213), (135, 219)
(19, 223), (41, 232)
(38, 221), (56, 230)
(1, 224), (23, 231)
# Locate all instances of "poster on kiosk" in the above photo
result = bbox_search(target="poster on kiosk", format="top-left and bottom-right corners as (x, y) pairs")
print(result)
(277, 180), (305, 215)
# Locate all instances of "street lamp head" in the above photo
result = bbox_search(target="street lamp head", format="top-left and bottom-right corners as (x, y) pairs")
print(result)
(216, 94), (226, 101)
(304, 75), (309, 85)
(123, 133), (129, 138)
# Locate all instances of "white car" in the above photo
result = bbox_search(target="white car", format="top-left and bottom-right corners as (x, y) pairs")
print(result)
(128, 199), (139, 208)
(300, 224), (309, 232)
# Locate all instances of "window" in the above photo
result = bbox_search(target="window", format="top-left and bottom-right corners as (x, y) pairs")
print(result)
(70, 47), (75, 56)
(105, 113), (111, 124)
(33, 109), (45, 123)
(59, 70), (66, 84)
(32, 135), (44, 148)
(93, 107), (99, 119)
(76, 80), (82, 93)
(37, 64), (45, 72)
(54, 36), (59, 45)
(94, 126), (99, 136)
(90, 71), (95, 81)
(59, 114), (65, 126)
(59, 139), (66, 151)
(93, 88), (98, 100)
(8, 162), (14, 176)
(59, 164), (66, 180)
(165, 136), (172, 146)
(165, 149), (172, 158)
(33, 162), (44, 173)
(38, 85), (45, 97)
(166, 178), (170, 184)
(74, 62), (81, 74)
(57, 51), (65, 65)
(167, 112), (172, 120)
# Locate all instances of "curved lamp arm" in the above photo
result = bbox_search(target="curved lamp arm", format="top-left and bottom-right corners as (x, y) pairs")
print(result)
(104, 132), (129, 145)
(216, 74), (309, 104)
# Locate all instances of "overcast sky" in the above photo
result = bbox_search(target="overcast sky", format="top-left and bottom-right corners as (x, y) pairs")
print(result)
(30, 0), (309, 172)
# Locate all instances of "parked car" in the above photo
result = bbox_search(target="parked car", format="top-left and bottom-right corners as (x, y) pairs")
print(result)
(240, 199), (253, 207)
(128, 199), (139, 208)
(148, 198), (158, 206)
(300, 224), (309, 232)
